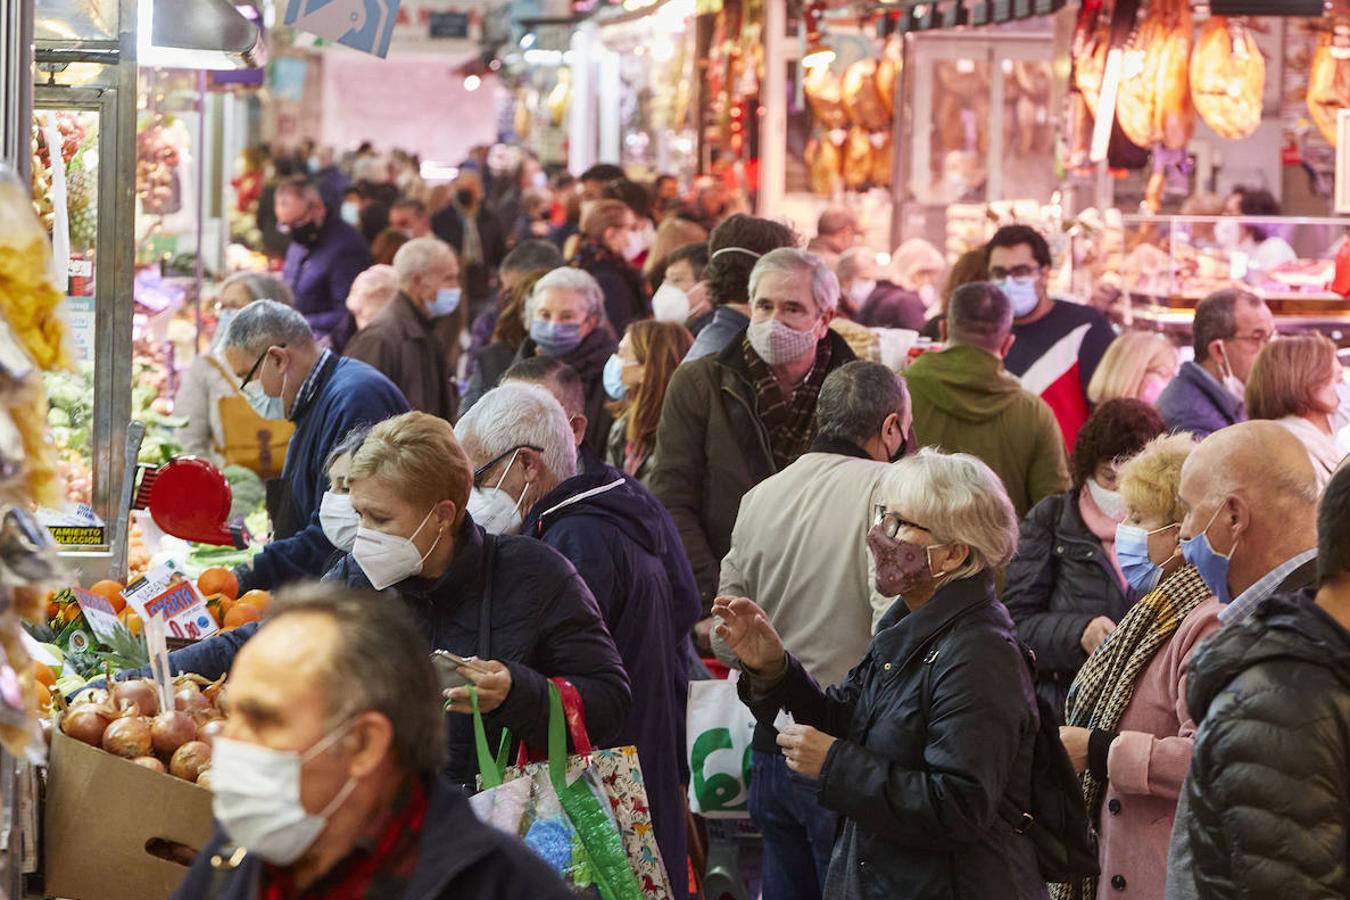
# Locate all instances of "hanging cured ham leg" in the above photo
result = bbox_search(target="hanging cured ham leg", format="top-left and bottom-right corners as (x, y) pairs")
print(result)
(1115, 0), (1194, 150)
(1191, 16), (1265, 140)
(1308, 16), (1350, 146)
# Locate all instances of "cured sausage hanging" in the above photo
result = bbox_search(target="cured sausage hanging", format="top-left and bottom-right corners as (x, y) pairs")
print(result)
(1115, 0), (1194, 150)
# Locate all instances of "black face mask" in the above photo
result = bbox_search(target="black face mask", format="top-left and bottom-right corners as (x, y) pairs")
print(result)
(456, 188), (476, 207)
(886, 425), (916, 464)
(290, 219), (322, 248)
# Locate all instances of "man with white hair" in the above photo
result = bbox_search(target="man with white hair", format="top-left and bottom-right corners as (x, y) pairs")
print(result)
(650, 247), (857, 629)
(344, 238), (461, 420)
(464, 267), (618, 453)
(344, 264), (399, 331)
(275, 175), (373, 341)
(456, 383), (698, 900)
(219, 300), (408, 592)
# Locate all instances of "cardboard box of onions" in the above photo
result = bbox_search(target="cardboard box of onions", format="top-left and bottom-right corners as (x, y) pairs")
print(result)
(43, 728), (214, 899)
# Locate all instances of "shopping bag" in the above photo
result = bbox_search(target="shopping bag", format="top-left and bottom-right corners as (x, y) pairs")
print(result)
(686, 671), (756, 818)
(472, 682), (664, 900)
(467, 687), (607, 898)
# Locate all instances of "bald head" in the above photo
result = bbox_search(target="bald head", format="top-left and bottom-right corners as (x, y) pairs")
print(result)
(1184, 421), (1318, 508)
(1179, 421), (1319, 603)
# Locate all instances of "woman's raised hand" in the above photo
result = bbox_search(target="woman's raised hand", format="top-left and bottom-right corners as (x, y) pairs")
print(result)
(712, 595), (787, 676)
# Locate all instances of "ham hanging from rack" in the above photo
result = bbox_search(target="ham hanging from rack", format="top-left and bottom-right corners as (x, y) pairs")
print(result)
(843, 59), (891, 132)
(1073, 0), (1113, 117)
(1308, 15), (1350, 146)
(805, 136), (843, 197)
(1191, 16), (1264, 140)
(1115, 0), (1194, 149)
(804, 66), (850, 131)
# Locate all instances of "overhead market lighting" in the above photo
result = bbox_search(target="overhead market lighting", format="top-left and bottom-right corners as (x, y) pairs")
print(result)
(801, 40), (836, 69)
(137, 0), (262, 70)
(801, 1), (835, 70)
(464, 74), (482, 91)
(520, 32), (536, 49)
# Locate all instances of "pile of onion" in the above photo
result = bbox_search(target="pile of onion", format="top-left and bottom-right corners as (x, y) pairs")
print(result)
(54, 672), (228, 785)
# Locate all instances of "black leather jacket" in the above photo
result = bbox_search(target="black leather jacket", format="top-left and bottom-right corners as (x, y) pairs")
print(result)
(1004, 488), (1133, 720)
(741, 574), (1047, 900)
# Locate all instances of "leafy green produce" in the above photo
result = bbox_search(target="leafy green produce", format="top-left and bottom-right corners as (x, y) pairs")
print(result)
(223, 464), (265, 518)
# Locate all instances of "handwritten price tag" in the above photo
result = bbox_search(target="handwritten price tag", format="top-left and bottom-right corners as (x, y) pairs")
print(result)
(123, 563), (219, 642)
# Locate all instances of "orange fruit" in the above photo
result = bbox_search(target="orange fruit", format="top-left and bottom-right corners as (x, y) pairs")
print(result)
(89, 579), (127, 613)
(33, 661), (55, 689)
(236, 590), (270, 614)
(198, 567), (239, 601)
(33, 681), (51, 712)
(223, 604), (261, 629)
(58, 603), (82, 626)
(46, 598), (60, 624)
(120, 607), (143, 637)
(205, 593), (235, 628)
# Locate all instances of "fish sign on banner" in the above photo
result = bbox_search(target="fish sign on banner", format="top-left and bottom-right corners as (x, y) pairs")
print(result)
(284, 0), (401, 58)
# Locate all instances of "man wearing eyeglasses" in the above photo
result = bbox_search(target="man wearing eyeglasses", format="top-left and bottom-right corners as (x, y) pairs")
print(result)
(219, 300), (409, 593)
(987, 225), (1116, 451)
(1157, 288), (1274, 441)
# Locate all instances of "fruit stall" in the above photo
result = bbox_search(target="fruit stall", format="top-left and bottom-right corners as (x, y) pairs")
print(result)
(1, 0), (264, 894)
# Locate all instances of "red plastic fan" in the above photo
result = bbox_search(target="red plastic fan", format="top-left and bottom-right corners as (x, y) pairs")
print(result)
(132, 457), (248, 548)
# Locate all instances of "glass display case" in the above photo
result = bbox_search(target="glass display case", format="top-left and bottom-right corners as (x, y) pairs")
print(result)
(1102, 214), (1350, 333)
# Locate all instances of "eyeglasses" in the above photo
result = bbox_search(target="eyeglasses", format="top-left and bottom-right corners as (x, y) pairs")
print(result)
(988, 265), (1041, 281)
(239, 344), (285, 390)
(1226, 329), (1275, 346)
(473, 444), (543, 487)
(872, 505), (932, 540)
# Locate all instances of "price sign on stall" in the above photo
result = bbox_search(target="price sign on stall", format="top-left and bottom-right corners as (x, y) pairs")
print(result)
(70, 588), (123, 643)
(123, 563), (219, 642)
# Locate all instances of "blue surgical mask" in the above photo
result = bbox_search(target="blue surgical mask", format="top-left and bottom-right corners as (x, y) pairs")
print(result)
(215, 309), (239, 346)
(1001, 276), (1040, 317)
(427, 287), (461, 318)
(1115, 522), (1178, 594)
(530, 320), (583, 357)
(340, 202), (360, 226)
(603, 354), (629, 401)
(1180, 503), (1237, 605)
(244, 374), (288, 421)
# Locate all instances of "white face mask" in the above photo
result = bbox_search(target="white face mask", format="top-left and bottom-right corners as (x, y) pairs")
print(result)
(1214, 218), (1241, 249)
(1087, 477), (1126, 522)
(651, 282), (691, 323)
(466, 449), (530, 535)
(319, 492), (359, 552)
(917, 283), (939, 311)
(746, 317), (820, 366)
(623, 228), (648, 262)
(352, 507), (441, 590)
(1217, 341), (1246, 401)
(340, 201), (361, 226)
(849, 279), (877, 307)
(211, 726), (358, 866)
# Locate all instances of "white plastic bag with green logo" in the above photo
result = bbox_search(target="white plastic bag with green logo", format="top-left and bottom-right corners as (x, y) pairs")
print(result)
(686, 672), (756, 818)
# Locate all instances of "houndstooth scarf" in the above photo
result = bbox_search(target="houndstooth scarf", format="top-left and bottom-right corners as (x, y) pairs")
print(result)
(742, 335), (832, 471)
(1050, 563), (1212, 900)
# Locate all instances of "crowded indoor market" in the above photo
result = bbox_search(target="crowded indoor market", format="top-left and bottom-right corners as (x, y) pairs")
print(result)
(0, 0), (1349, 897)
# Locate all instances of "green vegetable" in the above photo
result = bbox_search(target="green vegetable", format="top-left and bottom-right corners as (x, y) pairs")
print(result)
(223, 465), (266, 518)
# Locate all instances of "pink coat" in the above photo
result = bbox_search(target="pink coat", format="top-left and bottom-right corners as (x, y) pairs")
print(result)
(1095, 598), (1223, 898)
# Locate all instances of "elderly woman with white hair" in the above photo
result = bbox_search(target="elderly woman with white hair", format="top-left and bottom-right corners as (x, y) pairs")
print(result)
(650, 246), (857, 620)
(473, 266), (618, 454)
(717, 448), (1048, 899)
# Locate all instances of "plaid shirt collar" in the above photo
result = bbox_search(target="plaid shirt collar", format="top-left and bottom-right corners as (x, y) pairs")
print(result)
(289, 349), (334, 421)
(1219, 548), (1318, 625)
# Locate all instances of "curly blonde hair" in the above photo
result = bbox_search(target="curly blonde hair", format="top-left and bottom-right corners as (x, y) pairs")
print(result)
(1117, 432), (1197, 525)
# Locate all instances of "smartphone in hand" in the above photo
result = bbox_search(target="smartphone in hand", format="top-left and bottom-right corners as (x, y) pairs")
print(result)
(430, 650), (488, 692)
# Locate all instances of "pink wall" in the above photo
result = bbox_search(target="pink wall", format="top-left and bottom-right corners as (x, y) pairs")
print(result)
(319, 50), (501, 163)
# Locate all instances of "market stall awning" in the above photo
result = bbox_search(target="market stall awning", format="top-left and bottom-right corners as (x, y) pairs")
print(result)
(879, 0), (1068, 32)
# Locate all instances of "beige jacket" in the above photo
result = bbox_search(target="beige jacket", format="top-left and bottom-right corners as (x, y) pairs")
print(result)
(711, 446), (894, 687)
